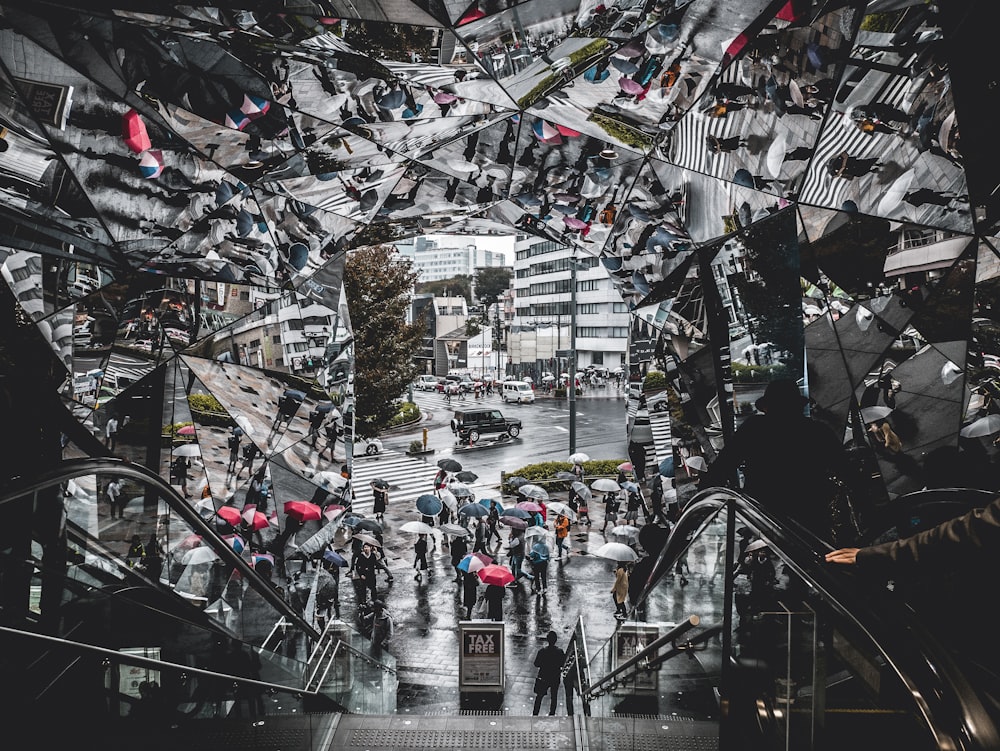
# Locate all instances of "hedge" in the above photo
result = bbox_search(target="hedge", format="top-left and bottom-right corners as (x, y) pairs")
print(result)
(501, 459), (627, 494)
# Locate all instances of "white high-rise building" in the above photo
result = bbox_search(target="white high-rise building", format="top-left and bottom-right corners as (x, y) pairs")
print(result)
(508, 235), (629, 377)
(396, 237), (507, 282)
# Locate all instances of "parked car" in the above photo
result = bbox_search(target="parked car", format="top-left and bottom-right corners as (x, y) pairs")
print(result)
(414, 375), (439, 391)
(450, 408), (522, 444)
(356, 436), (383, 456)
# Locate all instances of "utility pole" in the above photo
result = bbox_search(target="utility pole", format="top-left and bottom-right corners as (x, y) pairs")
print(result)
(569, 253), (578, 454)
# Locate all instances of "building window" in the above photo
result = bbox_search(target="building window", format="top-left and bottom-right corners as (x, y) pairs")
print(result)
(610, 327), (630, 337)
(612, 302), (628, 313)
(577, 327), (601, 337)
(592, 352), (604, 365)
(578, 279), (598, 292)
(272, 335), (282, 344)
(577, 303), (601, 315)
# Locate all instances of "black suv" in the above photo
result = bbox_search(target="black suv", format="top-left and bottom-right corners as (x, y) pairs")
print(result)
(450, 409), (522, 444)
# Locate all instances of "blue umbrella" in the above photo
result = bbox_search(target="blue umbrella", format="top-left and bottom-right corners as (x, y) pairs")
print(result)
(621, 481), (639, 493)
(285, 242), (309, 271)
(416, 494), (443, 516)
(631, 272), (650, 296)
(610, 58), (639, 75)
(601, 256), (623, 272)
(501, 507), (531, 519)
(658, 456), (675, 478)
(459, 503), (488, 518)
(402, 103), (423, 119)
(377, 88), (406, 109)
(583, 65), (610, 83)
(322, 549), (349, 567)
(342, 514), (364, 528)
(215, 180), (236, 205)
(733, 168), (755, 188)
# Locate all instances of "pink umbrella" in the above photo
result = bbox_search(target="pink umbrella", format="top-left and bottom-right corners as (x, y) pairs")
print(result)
(217, 506), (242, 525)
(433, 91), (458, 105)
(619, 78), (645, 96)
(516, 500), (544, 513)
(555, 124), (581, 137)
(177, 425), (195, 436)
(122, 109), (151, 153)
(564, 216), (588, 230)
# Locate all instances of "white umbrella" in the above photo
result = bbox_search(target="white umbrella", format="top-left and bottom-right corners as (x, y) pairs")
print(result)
(960, 414), (1000, 438)
(569, 452), (590, 464)
(440, 488), (458, 511)
(860, 406), (893, 424)
(610, 524), (640, 539)
(314, 471), (348, 489)
(541, 374), (556, 381)
(788, 78), (804, 107)
(524, 526), (551, 540)
(181, 546), (219, 565)
(591, 478), (621, 492)
(545, 501), (576, 520)
(399, 520), (436, 535)
(440, 523), (472, 537)
(173, 443), (201, 458)
(938, 111), (956, 153)
(765, 130), (787, 178)
(685, 456), (707, 472)
(518, 484), (549, 501)
(234, 414), (255, 436)
(877, 169), (915, 215)
(594, 542), (639, 562)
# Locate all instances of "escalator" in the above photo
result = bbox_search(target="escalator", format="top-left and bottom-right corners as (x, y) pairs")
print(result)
(572, 487), (1000, 750)
(0, 458), (396, 748)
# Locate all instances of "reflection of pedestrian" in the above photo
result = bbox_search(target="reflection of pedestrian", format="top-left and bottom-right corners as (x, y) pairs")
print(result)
(105, 416), (119, 450)
(612, 563), (630, 619)
(227, 429), (241, 474)
(902, 188), (965, 210)
(170, 456), (190, 497)
(705, 134), (745, 154)
(826, 151), (880, 179)
(532, 630), (565, 715)
(107, 478), (124, 519)
(705, 379), (849, 542)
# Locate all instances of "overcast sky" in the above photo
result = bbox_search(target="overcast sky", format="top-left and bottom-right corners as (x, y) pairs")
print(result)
(423, 233), (517, 264)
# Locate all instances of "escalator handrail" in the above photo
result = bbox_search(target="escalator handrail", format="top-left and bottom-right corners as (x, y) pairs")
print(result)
(0, 456), (320, 641)
(663, 486), (1000, 751)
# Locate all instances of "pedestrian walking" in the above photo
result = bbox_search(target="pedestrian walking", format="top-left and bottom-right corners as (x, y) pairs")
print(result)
(506, 529), (531, 587)
(705, 133), (746, 154)
(532, 630), (565, 716)
(649, 476), (668, 525)
(450, 534), (468, 582)
(372, 480), (388, 522)
(226, 429), (241, 474)
(826, 150), (880, 179)
(486, 503), (502, 548)
(462, 570), (479, 619)
(473, 518), (489, 554)
(238, 441), (261, 479)
(528, 540), (550, 593)
(367, 600), (393, 653)
(107, 477), (124, 519)
(353, 543), (379, 603)
(484, 582), (506, 621)
(555, 514), (570, 558)
(321, 420), (340, 461)
(413, 533), (430, 581)
(105, 415), (119, 451)
(602, 492), (621, 533)
(612, 563), (630, 620)
(170, 456), (190, 497)
(307, 408), (325, 448)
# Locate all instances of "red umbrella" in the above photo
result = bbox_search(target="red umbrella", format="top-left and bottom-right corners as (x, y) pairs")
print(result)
(217, 505), (241, 525)
(122, 109), (152, 153)
(243, 510), (269, 530)
(477, 563), (515, 586)
(284, 500), (322, 522)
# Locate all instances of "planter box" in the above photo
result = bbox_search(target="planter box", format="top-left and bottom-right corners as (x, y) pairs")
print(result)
(406, 449), (435, 457)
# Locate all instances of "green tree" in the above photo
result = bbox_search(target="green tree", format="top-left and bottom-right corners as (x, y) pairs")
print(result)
(474, 266), (512, 309)
(345, 245), (426, 438)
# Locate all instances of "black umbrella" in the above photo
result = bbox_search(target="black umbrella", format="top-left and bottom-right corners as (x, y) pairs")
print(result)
(506, 476), (530, 488)
(501, 507), (531, 519)
(555, 471), (576, 480)
(355, 519), (383, 534)
(437, 458), (463, 472)
(377, 88), (406, 109)
(458, 503), (488, 518)
(370, 478), (390, 489)
(455, 470), (478, 483)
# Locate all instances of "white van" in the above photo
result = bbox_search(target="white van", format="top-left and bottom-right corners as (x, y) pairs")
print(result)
(501, 380), (535, 404)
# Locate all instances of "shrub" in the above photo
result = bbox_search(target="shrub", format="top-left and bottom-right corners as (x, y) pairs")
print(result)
(554, 387), (566, 398)
(643, 370), (667, 391)
(389, 401), (421, 428)
(502, 459), (628, 494)
(408, 439), (424, 453)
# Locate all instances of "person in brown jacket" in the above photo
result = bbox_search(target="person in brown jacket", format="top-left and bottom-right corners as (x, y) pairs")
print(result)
(555, 514), (570, 559)
(611, 563), (630, 620)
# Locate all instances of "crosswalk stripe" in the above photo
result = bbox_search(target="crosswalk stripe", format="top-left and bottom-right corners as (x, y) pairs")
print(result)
(349, 450), (440, 514)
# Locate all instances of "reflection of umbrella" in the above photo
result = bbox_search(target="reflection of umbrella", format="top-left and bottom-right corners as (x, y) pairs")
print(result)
(252, 552), (275, 568)
(570, 482), (592, 500)
(440, 523), (473, 538)
(416, 494), (443, 516)
(243, 510), (269, 530)
(437, 458), (463, 472)
(658, 456), (675, 478)
(241, 93), (271, 117)
(518, 484), (549, 501)
(620, 481), (639, 493)
(584, 65), (611, 83)
(960, 414), (1000, 438)
(353, 533), (382, 548)
(569, 452), (590, 464)
(501, 507), (531, 519)
(685, 456), (708, 472)
(533, 120), (560, 141)
(545, 501), (576, 520)
(456, 471), (478, 483)
(139, 149), (164, 179)
(377, 88), (406, 109)
(458, 503), (488, 518)
(564, 216), (588, 230)
(284, 501), (322, 522)
(877, 169), (915, 215)
(223, 534), (246, 553)
(217, 506), (241, 526)
(788, 78), (804, 107)
(433, 91), (457, 105)
(617, 462), (633, 472)
(766, 131), (788, 178)
(516, 500), (544, 513)
(182, 547), (219, 565)
(594, 542), (639, 562)
(619, 78), (645, 96)
(591, 478), (621, 492)
(610, 58), (639, 75)
(733, 168), (755, 188)
(458, 552), (492, 572)
(178, 425), (196, 436)
(477, 564), (514, 586)
(173, 444), (200, 457)
(122, 109), (152, 153)
(860, 406), (894, 424)
(542, 374), (556, 382)
(400, 520), (436, 535)
(234, 415), (255, 436)
(355, 519), (383, 534)
(500, 516), (528, 529)
(323, 549), (349, 567)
